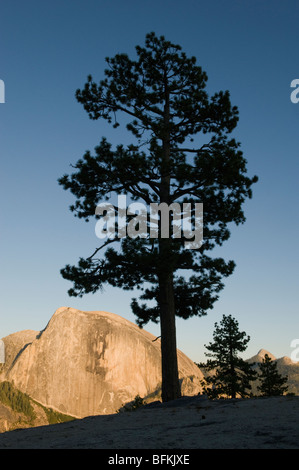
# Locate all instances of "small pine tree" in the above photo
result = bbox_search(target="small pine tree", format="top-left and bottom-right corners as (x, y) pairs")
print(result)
(257, 354), (288, 396)
(201, 314), (257, 398)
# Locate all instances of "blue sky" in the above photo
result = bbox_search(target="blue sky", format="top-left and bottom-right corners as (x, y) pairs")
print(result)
(0, 0), (298, 363)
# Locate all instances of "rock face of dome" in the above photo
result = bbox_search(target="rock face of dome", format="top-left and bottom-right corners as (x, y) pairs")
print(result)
(3, 307), (203, 418)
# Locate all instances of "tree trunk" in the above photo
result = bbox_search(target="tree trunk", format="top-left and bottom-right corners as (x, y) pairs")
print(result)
(159, 271), (181, 402)
(157, 69), (181, 402)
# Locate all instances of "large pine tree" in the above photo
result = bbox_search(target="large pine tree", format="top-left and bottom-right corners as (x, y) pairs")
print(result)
(58, 33), (258, 402)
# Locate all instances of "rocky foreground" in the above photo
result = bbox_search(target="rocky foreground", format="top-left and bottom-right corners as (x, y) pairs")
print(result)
(0, 395), (298, 449)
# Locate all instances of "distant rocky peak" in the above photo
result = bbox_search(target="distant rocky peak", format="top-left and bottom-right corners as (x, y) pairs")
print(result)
(256, 349), (276, 361)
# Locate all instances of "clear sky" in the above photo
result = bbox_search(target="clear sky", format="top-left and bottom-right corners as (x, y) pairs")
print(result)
(0, 0), (298, 363)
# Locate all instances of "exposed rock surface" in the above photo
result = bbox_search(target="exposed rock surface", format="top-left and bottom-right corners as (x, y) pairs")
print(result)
(0, 330), (39, 377)
(247, 349), (277, 364)
(2, 307), (203, 418)
(0, 395), (298, 449)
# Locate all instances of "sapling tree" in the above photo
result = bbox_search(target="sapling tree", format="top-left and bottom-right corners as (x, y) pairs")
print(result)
(58, 33), (258, 402)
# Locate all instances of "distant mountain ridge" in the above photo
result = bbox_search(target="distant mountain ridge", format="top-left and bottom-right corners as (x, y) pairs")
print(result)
(246, 349), (299, 396)
(247, 349), (277, 363)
